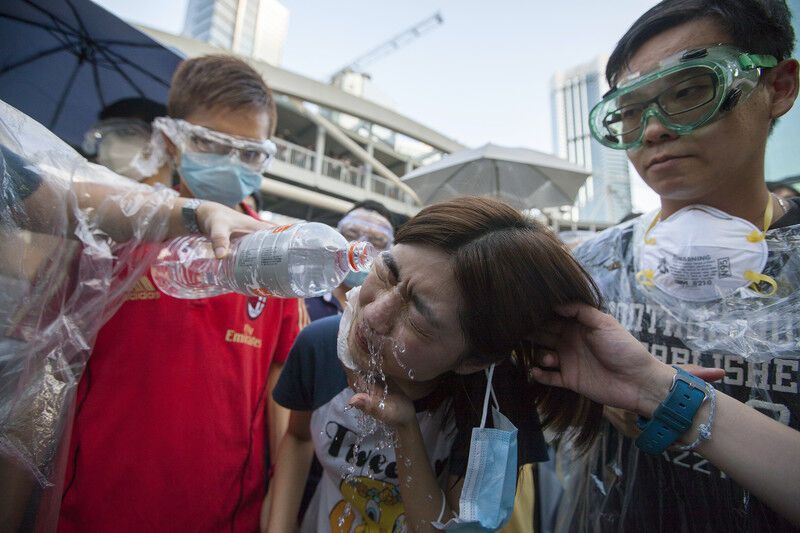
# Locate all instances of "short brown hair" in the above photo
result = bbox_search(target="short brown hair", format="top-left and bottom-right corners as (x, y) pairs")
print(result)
(396, 196), (603, 451)
(167, 55), (277, 136)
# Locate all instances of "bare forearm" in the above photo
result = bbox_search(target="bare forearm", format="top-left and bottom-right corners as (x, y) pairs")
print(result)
(58, 181), (185, 243)
(639, 364), (800, 526)
(269, 400), (291, 466)
(265, 433), (315, 533)
(395, 423), (449, 532)
(536, 305), (800, 527)
(693, 392), (800, 525)
(268, 365), (290, 465)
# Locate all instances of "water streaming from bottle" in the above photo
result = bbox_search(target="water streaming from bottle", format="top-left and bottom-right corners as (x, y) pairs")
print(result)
(338, 321), (412, 525)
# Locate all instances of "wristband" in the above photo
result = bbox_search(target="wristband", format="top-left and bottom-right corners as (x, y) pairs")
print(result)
(635, 366), (708, 455)
(674, 385), (716, 451)
(182, 198), (202, 234)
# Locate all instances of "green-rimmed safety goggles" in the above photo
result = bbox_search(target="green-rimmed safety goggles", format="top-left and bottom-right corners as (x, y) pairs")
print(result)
(589, 45), (777, 150)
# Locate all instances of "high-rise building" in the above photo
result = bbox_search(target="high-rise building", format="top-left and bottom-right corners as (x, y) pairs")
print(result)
(182, 0), (289, 65)
(765, 0), (800, 181)
(551, 56), (632, 223)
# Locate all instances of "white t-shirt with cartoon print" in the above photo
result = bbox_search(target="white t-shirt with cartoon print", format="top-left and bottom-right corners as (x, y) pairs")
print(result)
(273, 316), (456, 533)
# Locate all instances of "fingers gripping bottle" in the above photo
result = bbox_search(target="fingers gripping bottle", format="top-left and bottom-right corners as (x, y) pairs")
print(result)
(150, 222), (375, 299)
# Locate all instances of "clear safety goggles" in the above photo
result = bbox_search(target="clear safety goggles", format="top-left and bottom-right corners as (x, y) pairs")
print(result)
(337, 208), (394, 251)
(152, 117), (277, 172)
(82, 118), (152, 156)
(589, 45), (777, 150)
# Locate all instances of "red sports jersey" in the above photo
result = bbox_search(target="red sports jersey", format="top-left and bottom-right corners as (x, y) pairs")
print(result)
(58, 267), (302, 533)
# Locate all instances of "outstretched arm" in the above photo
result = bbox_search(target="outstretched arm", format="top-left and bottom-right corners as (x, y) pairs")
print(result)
(6, 148), (266, 257)
(531, 303), (800, 526)
(71, 182), (270, 257)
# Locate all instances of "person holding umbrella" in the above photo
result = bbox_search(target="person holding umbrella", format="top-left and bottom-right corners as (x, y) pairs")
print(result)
(58, 55), (305, 532)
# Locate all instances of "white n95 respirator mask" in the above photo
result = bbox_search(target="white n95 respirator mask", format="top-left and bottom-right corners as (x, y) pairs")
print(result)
(636, 204), (776, 302)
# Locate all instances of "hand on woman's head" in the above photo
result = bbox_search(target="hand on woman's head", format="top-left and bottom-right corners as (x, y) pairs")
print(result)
(530, 303), (669, 414)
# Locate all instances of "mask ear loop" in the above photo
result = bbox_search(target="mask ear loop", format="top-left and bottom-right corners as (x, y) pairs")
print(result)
(643, 211), (661, 245)
(480, 364), (500, 429)
(744, 199), (778, 296)
(635, 211), (662, 287)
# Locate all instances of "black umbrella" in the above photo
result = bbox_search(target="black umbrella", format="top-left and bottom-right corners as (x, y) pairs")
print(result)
(0, 0), (183, 148)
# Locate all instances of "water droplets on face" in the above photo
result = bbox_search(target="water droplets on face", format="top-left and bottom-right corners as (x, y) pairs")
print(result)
(339, 322), (418, 523)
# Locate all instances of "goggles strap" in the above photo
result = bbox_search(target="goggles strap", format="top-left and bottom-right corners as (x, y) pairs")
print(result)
(738, 53), (779, 70)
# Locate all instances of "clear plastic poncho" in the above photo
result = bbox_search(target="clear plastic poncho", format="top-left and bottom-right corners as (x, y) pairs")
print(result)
(0, 100), (180, 531)
(556, 213), (800, 532)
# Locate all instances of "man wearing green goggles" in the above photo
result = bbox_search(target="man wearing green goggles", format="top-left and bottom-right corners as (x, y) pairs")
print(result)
(568, 1), (800, 532)
(591, 44), (778, 150)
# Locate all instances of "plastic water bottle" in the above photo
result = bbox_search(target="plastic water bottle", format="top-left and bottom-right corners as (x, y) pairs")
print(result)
(150, 222), (375, 299)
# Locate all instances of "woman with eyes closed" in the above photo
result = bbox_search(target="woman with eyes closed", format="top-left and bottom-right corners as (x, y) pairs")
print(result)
(264, 196), (604, 533)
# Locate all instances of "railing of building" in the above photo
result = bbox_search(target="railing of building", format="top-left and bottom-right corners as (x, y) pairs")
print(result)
(272, 137), (415, 205)
(549, 218), (614, 233)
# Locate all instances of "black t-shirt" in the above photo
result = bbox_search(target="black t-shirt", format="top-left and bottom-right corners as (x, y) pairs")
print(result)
(772, 196), (800, 229)
(569, 207), (800, 533)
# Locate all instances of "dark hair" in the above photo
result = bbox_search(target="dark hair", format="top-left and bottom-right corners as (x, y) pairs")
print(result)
(168, 55), (277, 136)
(98, 97), (166, 123)
(606, 0), (795, 86)
(345, 200), (394, 229)
(395, 196), (603, 451)
(767, 181), (799, 196)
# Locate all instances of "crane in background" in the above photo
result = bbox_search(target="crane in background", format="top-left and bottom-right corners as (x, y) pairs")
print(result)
(329, 11), (444, 83)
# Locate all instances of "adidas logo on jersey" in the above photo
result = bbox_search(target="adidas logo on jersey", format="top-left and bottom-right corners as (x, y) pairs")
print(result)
(127, 276), (161, 301)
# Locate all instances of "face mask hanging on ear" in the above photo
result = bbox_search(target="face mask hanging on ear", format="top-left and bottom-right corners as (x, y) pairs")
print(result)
(434, 364), (518, 532)
(636, 202), (777, 302)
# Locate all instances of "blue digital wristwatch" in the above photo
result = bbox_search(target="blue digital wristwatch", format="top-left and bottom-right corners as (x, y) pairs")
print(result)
(635, 366), (708, 455)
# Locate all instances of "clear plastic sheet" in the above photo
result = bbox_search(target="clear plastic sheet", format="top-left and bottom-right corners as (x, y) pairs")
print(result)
(556, 213), (800, 532)
(0, 100), (178, 531)
(576, 211), (800, 362)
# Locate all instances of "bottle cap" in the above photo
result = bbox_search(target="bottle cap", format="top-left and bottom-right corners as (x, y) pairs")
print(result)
(347, 241), (375, 272)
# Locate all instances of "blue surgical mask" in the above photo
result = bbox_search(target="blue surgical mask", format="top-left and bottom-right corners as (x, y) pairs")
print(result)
(434, 364), (518, 531)
(179, 152), (263, 207)
(342, 270), (369, 288)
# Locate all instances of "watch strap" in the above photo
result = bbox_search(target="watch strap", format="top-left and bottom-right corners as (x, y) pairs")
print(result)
(635, 366), (708, 455)
(182, 198), (202, 234)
